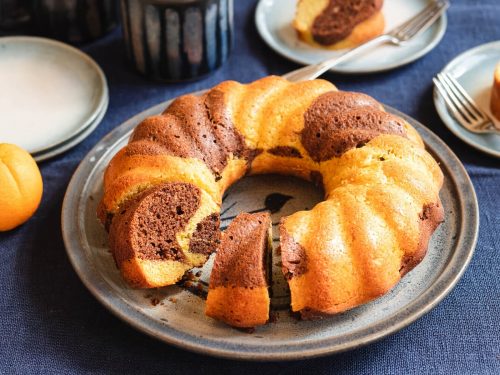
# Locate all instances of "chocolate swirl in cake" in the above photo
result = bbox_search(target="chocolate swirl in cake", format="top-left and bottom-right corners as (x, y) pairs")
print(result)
(280, 224), (308, 280)
(399, 202), (444, 276)
(130, 89), (252, 179)
(210, 212), (271, 288)
(189, 213), (221, 255)
(109, 182), (219, 264)
(311, 0), (383, 45)
(268, 146), (303, 158)
(301, 91), (407, 162)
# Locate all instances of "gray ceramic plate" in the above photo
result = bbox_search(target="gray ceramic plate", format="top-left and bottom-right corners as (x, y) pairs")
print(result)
(255, 0), (447, 74)
(62, 97), (478, 361)
(434, 41), (500, 158)
(32, 95), (109, 162)
(0, 36), (108, 155)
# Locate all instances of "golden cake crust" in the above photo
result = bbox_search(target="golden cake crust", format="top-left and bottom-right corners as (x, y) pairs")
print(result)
(98, 76), (444, 319)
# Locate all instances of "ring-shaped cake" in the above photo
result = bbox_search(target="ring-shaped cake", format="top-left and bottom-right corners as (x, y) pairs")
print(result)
(98, 76), (444, 320)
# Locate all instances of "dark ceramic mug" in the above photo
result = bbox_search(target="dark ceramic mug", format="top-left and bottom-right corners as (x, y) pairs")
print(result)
(0, 0), (30, 29)
(31, 0), (119, 44)
(120, 0), (233, 81)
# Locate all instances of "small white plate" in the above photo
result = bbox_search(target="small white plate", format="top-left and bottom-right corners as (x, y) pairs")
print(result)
(32, 95), (109, 162)
(434, 41), (500, 158)
(0, 36), (108, 154)
(255, 0), (447, 73)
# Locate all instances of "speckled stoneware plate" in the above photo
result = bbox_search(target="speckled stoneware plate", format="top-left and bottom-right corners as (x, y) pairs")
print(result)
(0, 36), (108, 156)
(255, 0), (447, 74)
(434, 41), (500, 158)
(62, 95), (478, 361)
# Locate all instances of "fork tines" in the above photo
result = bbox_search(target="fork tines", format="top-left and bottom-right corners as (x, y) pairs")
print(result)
(433, 72), (496, 133)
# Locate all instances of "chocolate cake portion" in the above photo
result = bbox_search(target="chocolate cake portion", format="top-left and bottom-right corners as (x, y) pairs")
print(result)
(109, 182), (205, 265)
(305, 91), (382, 113)
(129, 89), (254, 179)
(301, 91), (407, 161)
(399, 201), (444, 275)
(280, 223), (308, 280)
(268, 146), (303, 158)
(189, 213), (221, 255)
(210, 212), (272, 289)
(311, 0), (383, 45)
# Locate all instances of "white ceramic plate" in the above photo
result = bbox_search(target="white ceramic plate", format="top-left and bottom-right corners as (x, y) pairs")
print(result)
(32, 95), (109, 162)
(0, 36), (108, 154)
(62, 97), (478, 361)
(255, 0), (447, 73)
(434, 41), (500, 158)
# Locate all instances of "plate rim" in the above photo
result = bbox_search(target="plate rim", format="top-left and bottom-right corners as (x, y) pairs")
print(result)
(254, 0), (448, 74)
(33, 95), (109, 162)
(0, 36), (109, 154)
(61, 98), (478, 361)
(433, 40), (500, 158)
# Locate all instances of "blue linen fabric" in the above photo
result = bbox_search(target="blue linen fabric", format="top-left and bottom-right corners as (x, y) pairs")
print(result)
(0, 0), (499, 373)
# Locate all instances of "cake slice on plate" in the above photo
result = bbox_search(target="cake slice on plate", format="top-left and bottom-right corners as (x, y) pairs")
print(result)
(205, 212), (272, 328)
(293, 0), (385, 50)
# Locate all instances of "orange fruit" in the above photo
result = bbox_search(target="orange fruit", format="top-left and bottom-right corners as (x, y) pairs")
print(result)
(0, 143), (43, 231)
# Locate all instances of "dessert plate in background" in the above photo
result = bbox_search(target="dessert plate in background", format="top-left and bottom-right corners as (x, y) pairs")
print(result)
(32, 95), (109, 162)
(255, 0), (447, 73)
(434, 41), (500, 158)
(62, 96), (477, 361)
(0, 37), (108, 157)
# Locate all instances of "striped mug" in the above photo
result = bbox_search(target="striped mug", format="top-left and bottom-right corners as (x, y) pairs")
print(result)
(120, 0), (233, 81)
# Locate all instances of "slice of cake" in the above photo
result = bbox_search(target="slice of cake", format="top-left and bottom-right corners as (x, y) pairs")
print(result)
(205, 212), (272, 328)
(293, 0), (384, 50)
(108, 182), (220, 288)
(490, 63), (500, 121)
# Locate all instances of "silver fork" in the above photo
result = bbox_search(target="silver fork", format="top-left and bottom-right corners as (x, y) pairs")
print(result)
(433, 72), (500, 134)
(283, 0), (449, 82)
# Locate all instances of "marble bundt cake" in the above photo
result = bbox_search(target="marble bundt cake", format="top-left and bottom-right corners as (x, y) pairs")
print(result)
(205, 212), (272, 328)
(293, 0), (385, 49)
(98, 76), (444, 318)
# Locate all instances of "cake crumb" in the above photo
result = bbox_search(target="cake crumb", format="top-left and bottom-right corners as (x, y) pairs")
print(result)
(268, 312), (279, 323)
(236, 327), (255, 334)
(289, 310), (302, 321)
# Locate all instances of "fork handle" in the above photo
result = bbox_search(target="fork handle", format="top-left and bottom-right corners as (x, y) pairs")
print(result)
(282, 34), (393, 82)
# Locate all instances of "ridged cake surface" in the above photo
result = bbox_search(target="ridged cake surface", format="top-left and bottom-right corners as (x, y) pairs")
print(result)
(98, 76), (444, 318)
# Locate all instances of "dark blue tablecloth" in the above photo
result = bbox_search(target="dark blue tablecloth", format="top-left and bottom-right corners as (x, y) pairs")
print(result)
(1, 0), (499, 373)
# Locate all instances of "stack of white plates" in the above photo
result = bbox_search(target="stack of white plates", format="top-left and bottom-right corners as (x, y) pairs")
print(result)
(0, 37), (108, 162)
